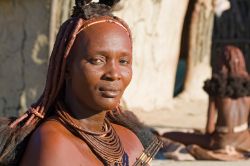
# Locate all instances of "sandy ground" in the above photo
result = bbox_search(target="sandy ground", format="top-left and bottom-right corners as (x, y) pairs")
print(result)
(133, 97), (208, 131)
(131, 96), (250, 166)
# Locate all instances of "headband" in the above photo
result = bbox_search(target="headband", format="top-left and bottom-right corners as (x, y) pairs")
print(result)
(76, 16), (131, 39)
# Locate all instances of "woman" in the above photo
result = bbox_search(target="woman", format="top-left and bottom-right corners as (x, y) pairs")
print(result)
(0, 0), (162, 165)
(163, 45), (250, 160)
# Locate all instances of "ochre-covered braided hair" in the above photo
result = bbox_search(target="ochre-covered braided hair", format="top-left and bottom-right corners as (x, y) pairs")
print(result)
(203, 45), (250, 98)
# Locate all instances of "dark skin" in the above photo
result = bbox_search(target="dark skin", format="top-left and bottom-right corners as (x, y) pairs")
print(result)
(20, 22), (143, 166)
(206, 96), (250, 150)
(163, 95), (250, 151)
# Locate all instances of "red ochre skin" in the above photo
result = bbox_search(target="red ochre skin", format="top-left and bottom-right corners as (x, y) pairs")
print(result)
(20, 22), (143, 166)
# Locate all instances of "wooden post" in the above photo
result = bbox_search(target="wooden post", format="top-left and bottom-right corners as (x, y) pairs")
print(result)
(180, 0), (215, 100)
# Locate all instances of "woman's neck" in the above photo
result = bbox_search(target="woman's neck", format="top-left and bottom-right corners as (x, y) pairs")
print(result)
(64, 93), (107, 132)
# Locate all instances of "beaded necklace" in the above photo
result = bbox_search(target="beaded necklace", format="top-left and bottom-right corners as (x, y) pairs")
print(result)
(55, 102), (127, 166)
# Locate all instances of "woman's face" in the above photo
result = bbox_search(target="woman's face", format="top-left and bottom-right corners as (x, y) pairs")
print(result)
(67, 22), (132, 111)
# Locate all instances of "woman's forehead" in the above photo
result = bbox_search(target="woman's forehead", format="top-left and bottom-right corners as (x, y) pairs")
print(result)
(74, 22), (132, 52)
(77, 18), (131, 37)
(78, 21), (130, 39)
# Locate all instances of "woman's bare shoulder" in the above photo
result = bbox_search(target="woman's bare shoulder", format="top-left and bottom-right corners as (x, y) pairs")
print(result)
(19, 119), (81, 166)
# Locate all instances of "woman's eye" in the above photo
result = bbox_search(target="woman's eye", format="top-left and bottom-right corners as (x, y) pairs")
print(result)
(89, 57), (105, 65)
(119, 59), (129, 65)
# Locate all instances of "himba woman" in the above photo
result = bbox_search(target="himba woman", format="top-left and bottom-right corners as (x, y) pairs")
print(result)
(163, 45), (250, 160)
(0, 0), (162, 165)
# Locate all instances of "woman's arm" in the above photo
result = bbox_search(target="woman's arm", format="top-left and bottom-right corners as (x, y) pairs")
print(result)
(205, 97), (217, 134)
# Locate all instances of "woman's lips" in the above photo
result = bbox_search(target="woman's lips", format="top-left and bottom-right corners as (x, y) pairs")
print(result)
(99, 87), (121, 98)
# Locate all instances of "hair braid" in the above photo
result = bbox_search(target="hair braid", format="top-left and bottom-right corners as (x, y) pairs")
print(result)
(0, 19), (85, 164)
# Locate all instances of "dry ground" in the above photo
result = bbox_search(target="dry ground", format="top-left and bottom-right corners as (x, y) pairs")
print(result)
(133, 97), (208, 131)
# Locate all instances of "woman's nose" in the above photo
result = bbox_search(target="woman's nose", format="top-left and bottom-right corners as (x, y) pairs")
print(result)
(102, 61), (121, 81)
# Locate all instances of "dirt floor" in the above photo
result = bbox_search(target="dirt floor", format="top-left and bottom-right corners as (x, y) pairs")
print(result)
(132, 96), (250, 165)
(133, 97), (208, 131)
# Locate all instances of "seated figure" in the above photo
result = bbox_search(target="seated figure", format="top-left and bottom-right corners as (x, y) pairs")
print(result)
(163, 45), (250, 160)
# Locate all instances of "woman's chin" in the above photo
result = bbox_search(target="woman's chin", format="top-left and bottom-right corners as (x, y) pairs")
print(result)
(94, 98), (120, 111)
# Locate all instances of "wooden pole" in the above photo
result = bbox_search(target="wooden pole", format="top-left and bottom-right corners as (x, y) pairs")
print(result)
(181, 0), (215, 99)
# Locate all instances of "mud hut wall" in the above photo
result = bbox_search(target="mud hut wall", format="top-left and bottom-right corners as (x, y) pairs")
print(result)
(0, 0), (189, 116)
(0, 0), (50, 116)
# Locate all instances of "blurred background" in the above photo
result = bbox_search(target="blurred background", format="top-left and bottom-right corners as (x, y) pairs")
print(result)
(0, 0), (249, 132)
